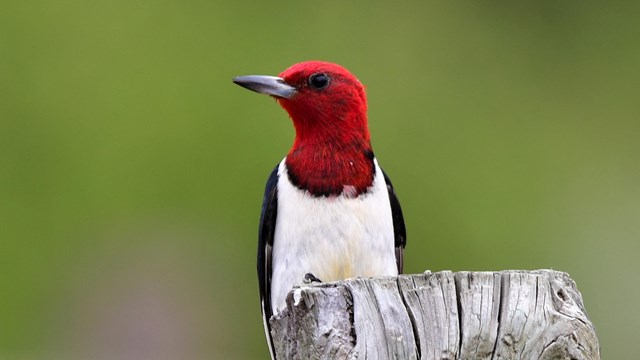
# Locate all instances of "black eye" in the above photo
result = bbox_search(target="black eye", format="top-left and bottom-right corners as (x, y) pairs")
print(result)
(308, 73), (330, 90)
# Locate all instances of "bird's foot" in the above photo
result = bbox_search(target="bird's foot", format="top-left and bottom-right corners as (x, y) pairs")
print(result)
(303, 273), (322, 284)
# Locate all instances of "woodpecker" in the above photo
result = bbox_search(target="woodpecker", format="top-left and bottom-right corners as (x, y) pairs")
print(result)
(233, 61), (406, 359)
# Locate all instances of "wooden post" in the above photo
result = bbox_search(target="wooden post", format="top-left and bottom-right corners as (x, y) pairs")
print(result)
(270, 270), (600, 360)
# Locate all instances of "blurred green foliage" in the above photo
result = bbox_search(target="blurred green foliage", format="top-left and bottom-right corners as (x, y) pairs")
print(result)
(1, 1), (638, 358)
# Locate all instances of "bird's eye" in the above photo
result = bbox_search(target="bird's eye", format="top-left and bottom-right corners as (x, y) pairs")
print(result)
(308, 73), (330, 90)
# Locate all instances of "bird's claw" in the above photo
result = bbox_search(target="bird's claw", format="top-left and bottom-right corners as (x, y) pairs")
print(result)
(303, 273), (322, 284)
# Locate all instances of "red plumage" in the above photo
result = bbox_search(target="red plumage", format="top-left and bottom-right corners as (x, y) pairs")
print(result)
(277, 61), (374, 197)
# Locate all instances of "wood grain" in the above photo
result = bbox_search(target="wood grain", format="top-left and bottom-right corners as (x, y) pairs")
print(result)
(270, 270), (599, 360)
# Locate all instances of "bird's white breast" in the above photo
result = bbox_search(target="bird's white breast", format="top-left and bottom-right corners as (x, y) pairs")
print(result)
(270, 158), (397, 314)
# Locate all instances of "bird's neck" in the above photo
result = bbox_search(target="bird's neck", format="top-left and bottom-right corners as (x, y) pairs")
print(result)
(285, 124), (375, 198)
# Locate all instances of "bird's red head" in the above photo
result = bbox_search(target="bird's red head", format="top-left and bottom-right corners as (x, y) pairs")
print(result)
(276, 61), (370, 148)
(234, 61), (375, 197)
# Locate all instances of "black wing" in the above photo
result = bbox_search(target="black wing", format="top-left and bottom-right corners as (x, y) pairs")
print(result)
(381, 169), (407, 273)
(257, 165), (279, 359)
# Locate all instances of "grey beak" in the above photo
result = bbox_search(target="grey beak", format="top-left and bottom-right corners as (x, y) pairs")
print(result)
(232, 75), (297, 99)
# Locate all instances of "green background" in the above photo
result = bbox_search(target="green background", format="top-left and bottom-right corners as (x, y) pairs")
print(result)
(1, 1), (638, 359)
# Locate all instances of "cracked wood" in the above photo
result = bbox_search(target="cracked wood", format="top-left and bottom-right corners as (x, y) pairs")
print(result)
(270, 270), (600, 360)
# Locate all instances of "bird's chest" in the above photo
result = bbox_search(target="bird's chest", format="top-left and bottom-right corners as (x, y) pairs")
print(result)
(269, 159), (397, 313)
(273, 162), (395, 280)
(277, 198), (379, 279)
(285, 142), (375, 197)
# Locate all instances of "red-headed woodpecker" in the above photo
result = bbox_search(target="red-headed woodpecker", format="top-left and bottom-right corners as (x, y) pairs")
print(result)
(233, 61), (406, 359)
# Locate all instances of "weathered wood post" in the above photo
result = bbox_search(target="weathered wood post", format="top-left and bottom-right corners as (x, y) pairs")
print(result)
(270, 270), (600, 360)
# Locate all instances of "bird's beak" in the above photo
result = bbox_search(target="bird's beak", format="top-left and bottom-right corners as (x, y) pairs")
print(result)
(232, 75), (297, 99)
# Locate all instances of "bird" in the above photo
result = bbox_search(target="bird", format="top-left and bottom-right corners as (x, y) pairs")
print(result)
(233, 61), (406, 359)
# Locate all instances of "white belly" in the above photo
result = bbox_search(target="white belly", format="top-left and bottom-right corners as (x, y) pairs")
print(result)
(270, 158), (397, 314)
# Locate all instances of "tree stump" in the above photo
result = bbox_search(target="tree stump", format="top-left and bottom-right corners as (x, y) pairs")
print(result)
(270, 270), (600, 360)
